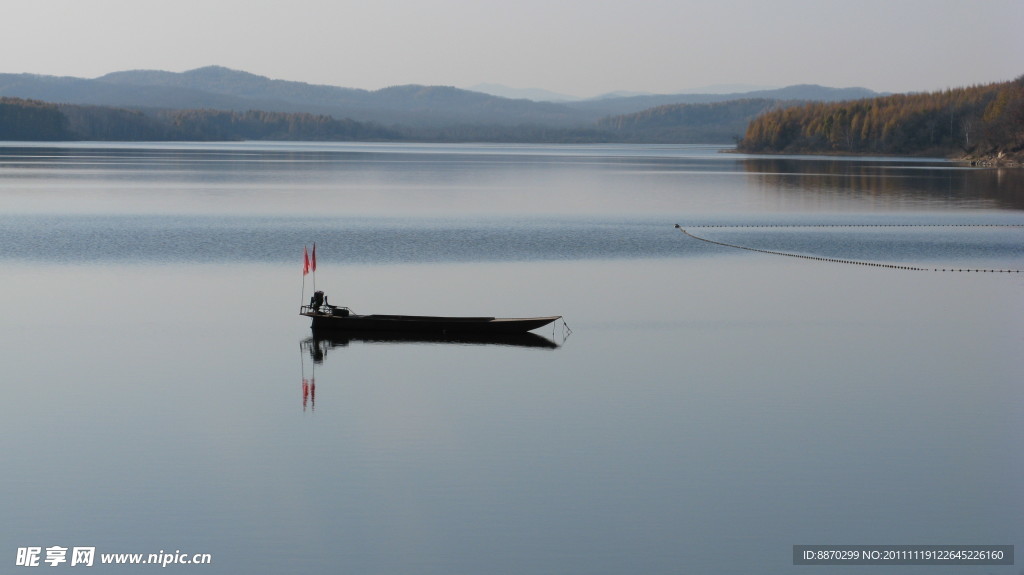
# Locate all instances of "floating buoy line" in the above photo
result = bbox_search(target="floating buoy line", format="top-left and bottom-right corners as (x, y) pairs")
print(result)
(675, 224), (1024, 273)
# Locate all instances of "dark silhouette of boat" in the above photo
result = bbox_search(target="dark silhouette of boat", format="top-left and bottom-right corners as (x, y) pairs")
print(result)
(300, 291), (561, 335)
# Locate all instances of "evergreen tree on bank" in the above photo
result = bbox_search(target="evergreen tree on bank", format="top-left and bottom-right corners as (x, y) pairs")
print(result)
(737, 76), (1024, 161)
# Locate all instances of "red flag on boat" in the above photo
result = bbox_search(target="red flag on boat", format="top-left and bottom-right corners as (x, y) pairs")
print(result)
(311, 243), (317, 272)
(303, 246), (311, 276)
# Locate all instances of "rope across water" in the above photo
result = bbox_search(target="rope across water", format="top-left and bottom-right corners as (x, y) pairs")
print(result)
(674, 224), (1024, 273)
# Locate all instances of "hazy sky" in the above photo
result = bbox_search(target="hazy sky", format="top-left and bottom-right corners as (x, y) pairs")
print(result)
(1, 0), (1020, 97)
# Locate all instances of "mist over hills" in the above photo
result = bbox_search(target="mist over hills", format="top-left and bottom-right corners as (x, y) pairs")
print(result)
(1, 67), (594, 127)
(2, 66), (878, 122)
(566, 84), (882, 116)
(471, 83), (803, 102)
(468, 83), (583, 102)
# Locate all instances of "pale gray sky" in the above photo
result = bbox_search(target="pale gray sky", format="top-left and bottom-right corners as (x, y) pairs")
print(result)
(1, 0), (1021, 97)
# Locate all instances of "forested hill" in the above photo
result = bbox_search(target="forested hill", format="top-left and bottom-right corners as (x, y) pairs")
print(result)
(0, 95), (806, 144)
(737, 76), (1024, 163)
(0, 97), (399, 141)
(5, 67), (1017, 149)
(597, 99), (795, 143)
(0, 66), (889, 143)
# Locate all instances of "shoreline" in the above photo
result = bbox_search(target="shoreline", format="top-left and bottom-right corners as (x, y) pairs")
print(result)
(729, 147), (1022, 167)
(957, 151), (1023, 168)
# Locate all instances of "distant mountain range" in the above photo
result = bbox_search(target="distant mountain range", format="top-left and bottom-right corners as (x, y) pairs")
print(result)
(468, 83), (781, 102)
(6, 66), (1013, 157)
(467, 83), (584, 102)
(0, 66), (882, 131)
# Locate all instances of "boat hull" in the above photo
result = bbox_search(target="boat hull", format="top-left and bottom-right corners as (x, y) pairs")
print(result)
(304, 312), (560, 334)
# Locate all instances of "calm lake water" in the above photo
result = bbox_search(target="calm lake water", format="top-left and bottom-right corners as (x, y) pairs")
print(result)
(1, 142), (1022, 574)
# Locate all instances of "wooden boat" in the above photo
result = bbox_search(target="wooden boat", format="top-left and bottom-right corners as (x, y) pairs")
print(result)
(301, 307), (561, 334)
(300, 299), (560, 335)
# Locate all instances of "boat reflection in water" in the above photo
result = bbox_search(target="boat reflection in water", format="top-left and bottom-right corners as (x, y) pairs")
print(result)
(305, 328), (561, 363)
(300, 376), (315, 413)
(297, 327), (565, 412)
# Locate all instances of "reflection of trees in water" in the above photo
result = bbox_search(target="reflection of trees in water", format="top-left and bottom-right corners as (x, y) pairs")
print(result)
(742, 158), (1024, 210)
